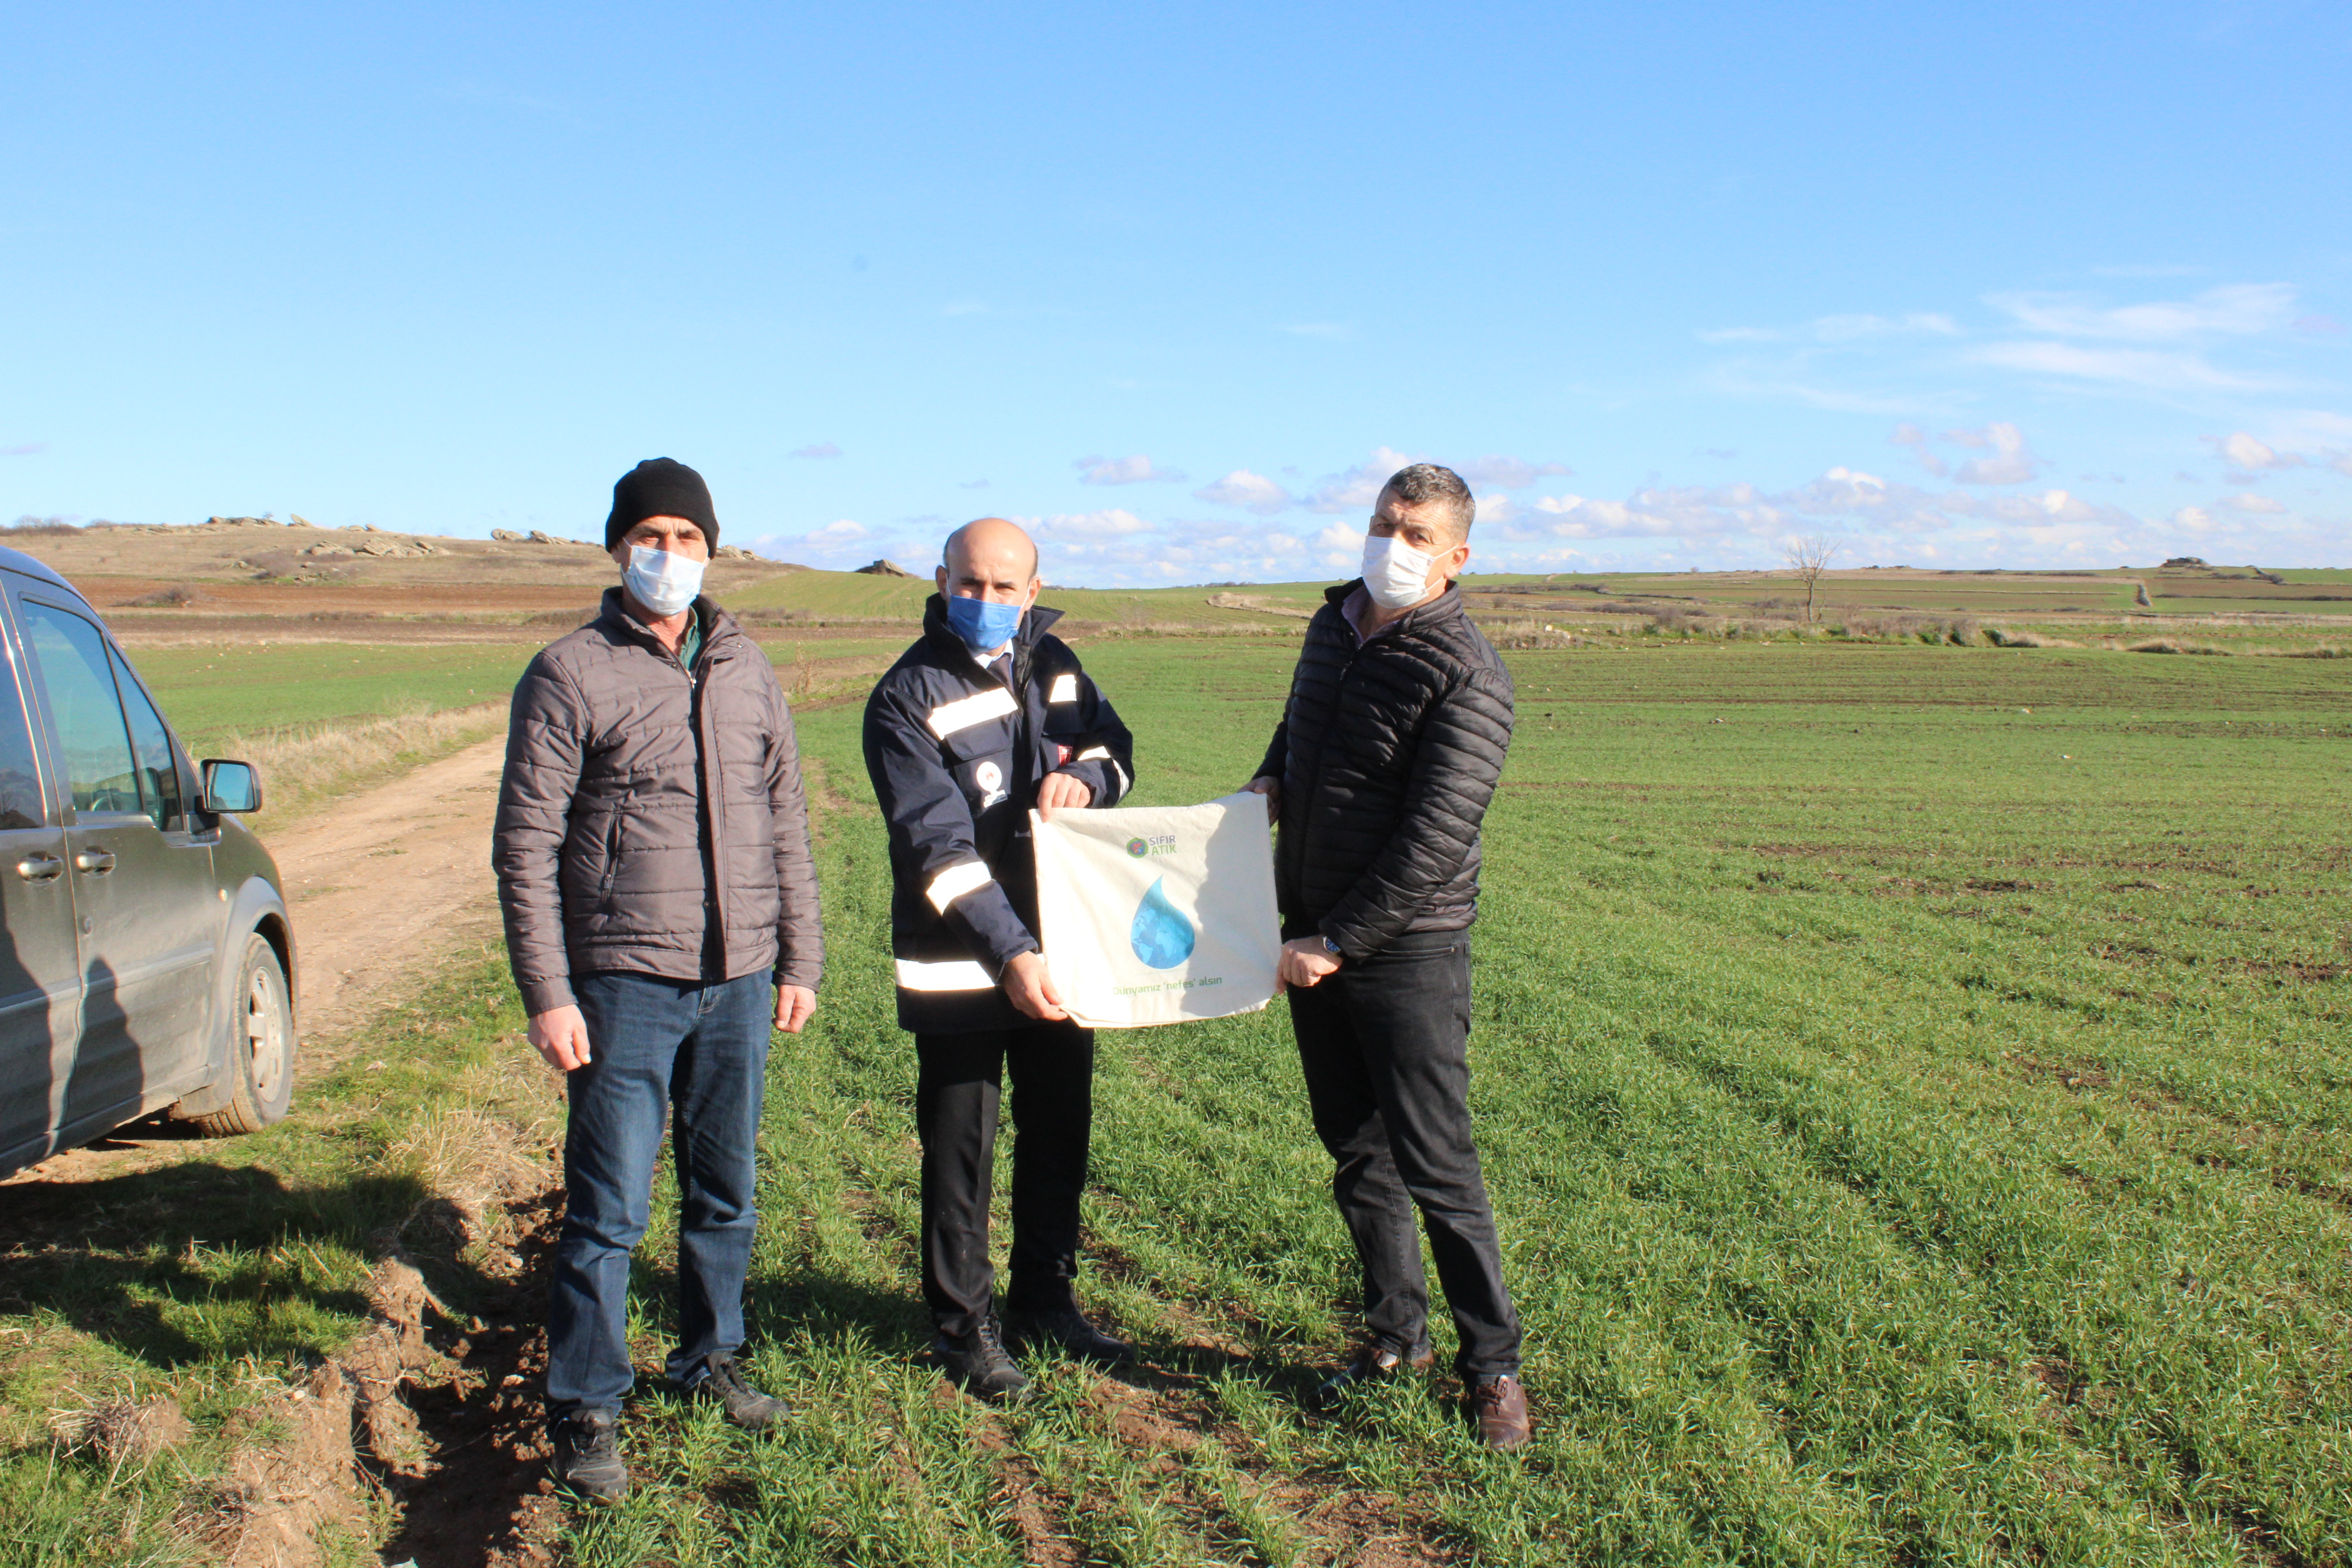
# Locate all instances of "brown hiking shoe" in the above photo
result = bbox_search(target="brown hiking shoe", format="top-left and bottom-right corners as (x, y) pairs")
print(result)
(1309, 1344), (1436, 1411)
(1469, 1374), (1532, 1449)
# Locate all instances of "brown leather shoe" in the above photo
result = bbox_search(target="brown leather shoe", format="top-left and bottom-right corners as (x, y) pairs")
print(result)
(1469, 1374), (1532, 1449)
(1309, 1344), (1436, 1411)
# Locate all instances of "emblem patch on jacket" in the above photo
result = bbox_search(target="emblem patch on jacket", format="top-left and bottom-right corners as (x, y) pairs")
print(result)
(975, 759), (1009, 808)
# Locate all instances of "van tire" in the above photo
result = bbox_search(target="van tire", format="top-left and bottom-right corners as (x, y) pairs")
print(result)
(185, 935), (296, 1136)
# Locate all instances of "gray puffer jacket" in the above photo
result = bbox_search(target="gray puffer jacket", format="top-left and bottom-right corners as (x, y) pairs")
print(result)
(494, 589), (822, 1014)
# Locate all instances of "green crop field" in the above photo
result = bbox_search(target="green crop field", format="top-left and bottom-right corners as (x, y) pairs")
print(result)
(7, 631), (2346, 1564)
(120, 635), (913, 757)
(125, 643), (539, 752)
(537, 638), (2351, 1566)
(730, 570), (1328, 634)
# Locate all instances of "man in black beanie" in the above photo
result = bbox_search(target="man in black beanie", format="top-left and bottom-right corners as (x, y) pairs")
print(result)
(603, 456), (721, 552)
(495, 458), (823, 1500)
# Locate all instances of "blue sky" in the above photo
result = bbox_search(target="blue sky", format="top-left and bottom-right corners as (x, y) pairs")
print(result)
(5, 2), (2348, 585)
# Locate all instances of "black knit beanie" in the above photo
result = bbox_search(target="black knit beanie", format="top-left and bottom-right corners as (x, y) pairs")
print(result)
(605, 458), (719, 551)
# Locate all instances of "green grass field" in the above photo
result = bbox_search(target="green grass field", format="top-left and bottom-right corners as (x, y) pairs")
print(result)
(552, 638), (2350, 1566)
(7, 633), (2347, 1564)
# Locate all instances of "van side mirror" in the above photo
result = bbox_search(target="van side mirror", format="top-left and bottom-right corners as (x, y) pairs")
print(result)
(201, 759), (263, 814)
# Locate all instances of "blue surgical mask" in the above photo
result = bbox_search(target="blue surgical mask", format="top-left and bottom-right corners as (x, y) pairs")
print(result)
(945, 593), (1023, 654)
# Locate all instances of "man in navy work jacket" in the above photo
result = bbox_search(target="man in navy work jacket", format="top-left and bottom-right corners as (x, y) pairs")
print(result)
(862, 516), (1137, 1402)
(1244, 462), (1532, 1450)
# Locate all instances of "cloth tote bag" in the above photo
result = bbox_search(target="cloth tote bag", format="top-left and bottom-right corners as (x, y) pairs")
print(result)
(1030, 793), (1280, 1028)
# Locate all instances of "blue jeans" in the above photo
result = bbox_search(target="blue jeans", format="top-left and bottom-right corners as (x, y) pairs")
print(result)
(544, 970), (773, 1417)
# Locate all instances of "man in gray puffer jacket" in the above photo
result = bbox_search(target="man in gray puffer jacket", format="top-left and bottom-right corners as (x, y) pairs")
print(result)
(495, 458), (822, 1501)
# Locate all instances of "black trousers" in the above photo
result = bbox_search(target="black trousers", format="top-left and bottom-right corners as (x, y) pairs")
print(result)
(1288, 931), (1523, 1378)
(914, 1022), (1095, 1340)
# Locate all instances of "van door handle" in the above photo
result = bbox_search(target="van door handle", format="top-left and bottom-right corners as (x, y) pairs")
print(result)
(15, 853), (63, 883)
(74, 848), (116, 875)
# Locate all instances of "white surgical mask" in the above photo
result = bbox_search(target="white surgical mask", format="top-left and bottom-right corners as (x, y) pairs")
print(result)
(625, 544), (706, 617)
(1360, 533), (1439, 610)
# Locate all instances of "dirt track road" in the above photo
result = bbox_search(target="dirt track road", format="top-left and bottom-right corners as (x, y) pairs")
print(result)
(4, 731), (511, 1185)
(271, 731), (508, 1038)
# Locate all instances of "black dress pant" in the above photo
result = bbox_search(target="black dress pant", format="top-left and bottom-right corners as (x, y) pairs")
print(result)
(1288, 930), (1523, 1378)
(914, 1021), (1095, 1340)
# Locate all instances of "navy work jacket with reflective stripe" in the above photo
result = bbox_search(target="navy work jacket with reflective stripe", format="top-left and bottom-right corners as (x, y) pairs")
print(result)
(862, 596), (1135, 1033)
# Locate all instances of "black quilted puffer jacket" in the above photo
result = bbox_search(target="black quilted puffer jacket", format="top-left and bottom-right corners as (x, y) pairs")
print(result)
(1254, 580), (1515, 959)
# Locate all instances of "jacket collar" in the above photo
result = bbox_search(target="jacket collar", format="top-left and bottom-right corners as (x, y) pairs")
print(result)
(920, 593), (1063, 665)
(596, 586), (744, 659)
(1324, 577), (1466, 640)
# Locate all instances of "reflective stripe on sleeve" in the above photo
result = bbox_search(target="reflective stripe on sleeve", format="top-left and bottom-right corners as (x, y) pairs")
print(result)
(927, 686), (1020, 739)
(894, 957), (998, 991)
(1048, 672), (1079, 703)
(924, 860), (995, 914)
(1073, 745), (1126, 800)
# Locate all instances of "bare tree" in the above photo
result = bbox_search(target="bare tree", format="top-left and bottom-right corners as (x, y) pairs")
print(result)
(1782, 535), (1838, 623)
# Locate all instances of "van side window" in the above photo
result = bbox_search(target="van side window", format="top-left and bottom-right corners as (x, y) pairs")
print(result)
(0, 641), (43, 830)
(19, 602), (141, 816)
(111, 649), (185, 831)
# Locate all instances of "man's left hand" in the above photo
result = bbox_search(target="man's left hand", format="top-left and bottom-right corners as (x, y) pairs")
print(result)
(1036, 772), (1095, 820)
(1278, 936), (1341, 991)
(774, 985), (818, 1034)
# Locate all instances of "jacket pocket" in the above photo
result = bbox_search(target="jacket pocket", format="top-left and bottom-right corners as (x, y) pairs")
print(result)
(596, 808), (623, 898)
(940, 719), (1015, 810)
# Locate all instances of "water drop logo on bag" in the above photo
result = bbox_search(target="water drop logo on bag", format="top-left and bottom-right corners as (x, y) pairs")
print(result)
(1129, 877), (1196, 969)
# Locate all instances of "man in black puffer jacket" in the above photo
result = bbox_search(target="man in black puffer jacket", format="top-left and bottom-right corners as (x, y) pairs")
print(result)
(1244, 462), (1531, 1450)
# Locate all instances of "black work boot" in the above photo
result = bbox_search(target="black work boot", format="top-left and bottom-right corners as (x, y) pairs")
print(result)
(1309, 1342), (1436, 1412)
(684, 1351), (789, 1431)
(549, 1407), (628, 1502)
(935, 1314), (1033, 1403)
(1004, 1303), (1135, 1366)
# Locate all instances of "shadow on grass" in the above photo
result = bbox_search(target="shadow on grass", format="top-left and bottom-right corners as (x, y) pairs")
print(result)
(0, 1159), (439, 1369)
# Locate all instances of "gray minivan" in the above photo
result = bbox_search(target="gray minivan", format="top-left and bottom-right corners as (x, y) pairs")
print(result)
(0, 544), (295, 1178)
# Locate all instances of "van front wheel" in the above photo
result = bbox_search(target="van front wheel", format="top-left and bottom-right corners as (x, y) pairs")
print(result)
(184, 935), (296, 1136)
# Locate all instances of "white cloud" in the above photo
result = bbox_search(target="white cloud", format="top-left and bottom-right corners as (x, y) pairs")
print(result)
(1950, 422), (2041, 485)
(789, 442), (842, 459)
(1811, 312), (1962, 342)
(1698, 312), (1960, 345)
(1032, 508), (1150, 537)
(1474, 494), (1515, 524)
(1988, 283), (2296, 341)
(2224, 492), (2288, 514)
(1075, 453), (1185, 485)
(1455, 455), (1573, 489)
(2170, 506), (2216, 532)
(1966, 340), (2281, 393)
(1889, 423), (1950, 478)
(2037, 491), (2095, 521)
(2214, 432), (2304, 471)
(1193, 470), (1292, 515)
(1314, 521), (1366, 553)
(1302, 446), (1417, 514)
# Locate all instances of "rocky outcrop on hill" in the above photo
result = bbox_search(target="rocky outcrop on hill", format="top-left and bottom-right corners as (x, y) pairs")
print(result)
(490, 528), (598, 547)
(855, 558), (916, 577)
